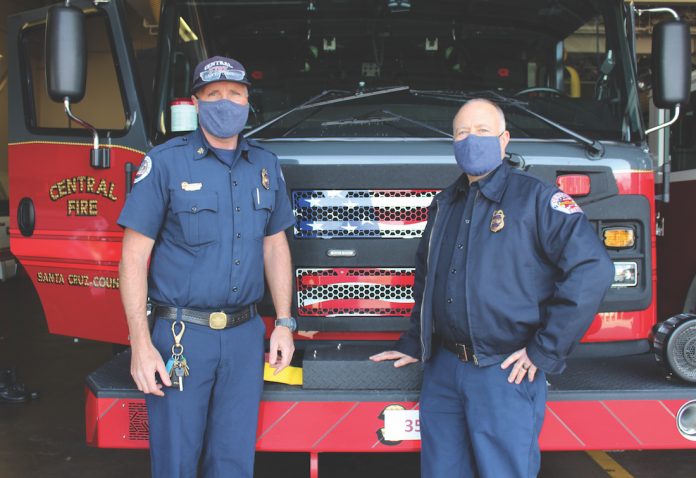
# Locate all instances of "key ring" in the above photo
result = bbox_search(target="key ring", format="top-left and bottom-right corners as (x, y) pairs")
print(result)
(171, 320), (186, 344)
(171, 320), (186, 356)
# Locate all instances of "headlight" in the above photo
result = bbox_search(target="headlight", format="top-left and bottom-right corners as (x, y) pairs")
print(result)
(612, 262), (637, 287)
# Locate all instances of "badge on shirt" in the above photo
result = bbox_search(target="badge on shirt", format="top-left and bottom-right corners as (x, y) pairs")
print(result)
(181, 181), (203, 191)
(261, 168), (270, 190)
(490, 209), (505, 232)
(134, 156), (152, 184)
(550, 192), (583, 215)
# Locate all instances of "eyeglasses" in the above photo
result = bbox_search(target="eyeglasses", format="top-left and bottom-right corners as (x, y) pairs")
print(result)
(199, 67), (246, 82)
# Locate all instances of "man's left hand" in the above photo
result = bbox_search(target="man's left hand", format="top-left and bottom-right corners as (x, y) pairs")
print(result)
(269, 325), (295, 375)
(501, 348), (538, 384)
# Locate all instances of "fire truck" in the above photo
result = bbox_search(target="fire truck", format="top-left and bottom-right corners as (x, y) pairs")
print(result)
(6, 0), (696, 475)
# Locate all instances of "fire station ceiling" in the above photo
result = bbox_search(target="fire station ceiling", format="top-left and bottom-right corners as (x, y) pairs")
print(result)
(2, 0), (696, 79)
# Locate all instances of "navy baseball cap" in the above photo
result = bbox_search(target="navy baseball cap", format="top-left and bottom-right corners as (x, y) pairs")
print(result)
(191, 56), (251, 93)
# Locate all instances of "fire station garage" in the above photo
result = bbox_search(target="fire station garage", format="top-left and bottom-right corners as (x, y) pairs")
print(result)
(2, 0), (696, 477)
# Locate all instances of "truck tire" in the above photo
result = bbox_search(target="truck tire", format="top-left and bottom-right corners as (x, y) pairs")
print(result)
(653, 313), (696, 382)
(683, 275), (696, 314)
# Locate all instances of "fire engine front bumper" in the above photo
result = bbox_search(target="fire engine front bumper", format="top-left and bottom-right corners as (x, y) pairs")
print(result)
(85, 349), (696, 451)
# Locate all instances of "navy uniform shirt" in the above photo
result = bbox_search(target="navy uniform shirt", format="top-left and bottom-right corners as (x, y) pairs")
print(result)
(432, 173), (492, 345)
(117, 128), (295, 310)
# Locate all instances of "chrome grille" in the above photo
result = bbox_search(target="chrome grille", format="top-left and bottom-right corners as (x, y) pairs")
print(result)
(296, 268), (415, 317)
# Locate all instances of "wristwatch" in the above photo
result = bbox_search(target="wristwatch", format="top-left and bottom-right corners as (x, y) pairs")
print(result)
(274, 317), (297, 332)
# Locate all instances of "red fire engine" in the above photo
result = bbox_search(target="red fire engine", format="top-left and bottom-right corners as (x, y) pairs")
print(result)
(7, 1), (696, 476)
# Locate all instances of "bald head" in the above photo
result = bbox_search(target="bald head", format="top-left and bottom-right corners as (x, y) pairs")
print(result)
(453, 99), (506, 135)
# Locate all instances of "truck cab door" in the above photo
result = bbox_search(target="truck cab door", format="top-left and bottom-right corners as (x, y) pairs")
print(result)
(7, 0), (149, 343)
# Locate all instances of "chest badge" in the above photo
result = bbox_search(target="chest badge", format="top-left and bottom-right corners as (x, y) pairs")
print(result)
(181, 181), (202, 191)
(261, 168), (270, 190)
(490, 209), (505, 233)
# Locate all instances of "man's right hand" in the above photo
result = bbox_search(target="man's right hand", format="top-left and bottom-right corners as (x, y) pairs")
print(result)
(369, 350), (419, 368)
(131, 342), (171, 396)
(121, 229), (167, 395)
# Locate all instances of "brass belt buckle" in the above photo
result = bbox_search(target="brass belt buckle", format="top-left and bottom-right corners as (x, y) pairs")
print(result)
(209, 311), (228, 330)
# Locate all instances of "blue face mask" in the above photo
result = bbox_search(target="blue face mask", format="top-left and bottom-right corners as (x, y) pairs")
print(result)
(453, 135), (503, 176)
(197, 98), (249, 139)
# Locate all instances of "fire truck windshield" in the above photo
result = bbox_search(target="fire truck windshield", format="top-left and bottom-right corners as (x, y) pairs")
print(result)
(152, 0), (642, 143)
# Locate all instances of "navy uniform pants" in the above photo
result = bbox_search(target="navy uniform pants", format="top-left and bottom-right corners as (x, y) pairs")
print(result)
(420, 347), (547, 478)
(146, 314), (265, 478)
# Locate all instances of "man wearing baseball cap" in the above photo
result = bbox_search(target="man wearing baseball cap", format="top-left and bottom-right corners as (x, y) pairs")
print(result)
(118, 56), (296, 478)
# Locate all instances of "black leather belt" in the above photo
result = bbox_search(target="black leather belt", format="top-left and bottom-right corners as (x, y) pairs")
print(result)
(153, 304), (256, 330)
(441, 338), (479, 365)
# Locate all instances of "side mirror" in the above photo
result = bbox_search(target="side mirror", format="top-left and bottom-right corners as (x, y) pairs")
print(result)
(46, 5), (86, 103)
(45, 4), (109, 169)
(651, 20), (691, 109)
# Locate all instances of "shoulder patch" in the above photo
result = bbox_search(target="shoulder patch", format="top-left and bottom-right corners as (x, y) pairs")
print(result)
(550, 192), (582, 215)
(134, 156), (152, 184)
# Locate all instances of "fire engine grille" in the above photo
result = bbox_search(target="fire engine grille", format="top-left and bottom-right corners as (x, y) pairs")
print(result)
(296, 268), (415, 317)
(292, 189), (436, 239)
(128, 401), (149, 441)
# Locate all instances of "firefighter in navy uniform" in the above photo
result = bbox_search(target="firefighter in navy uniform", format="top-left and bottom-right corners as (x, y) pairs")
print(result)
(118, 57), (296, 478)
(372, 99), (614, 478)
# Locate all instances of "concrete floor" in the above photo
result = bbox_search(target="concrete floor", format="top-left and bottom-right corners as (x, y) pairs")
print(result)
(1, 269), (695, 477)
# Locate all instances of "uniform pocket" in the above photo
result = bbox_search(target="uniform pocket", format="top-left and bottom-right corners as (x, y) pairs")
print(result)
(251, 187), (275, 241)
(519, 370), (546, 403)
(254, 314), (267, 336)
(171, 191), (219, 246)
(150, 319), (170, 358)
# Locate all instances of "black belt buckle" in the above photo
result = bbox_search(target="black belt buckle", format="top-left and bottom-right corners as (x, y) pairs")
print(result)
(455, 343), (469, 362)
(446, 341), (478, 365)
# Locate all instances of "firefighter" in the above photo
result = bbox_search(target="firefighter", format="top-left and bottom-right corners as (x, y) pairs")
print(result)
(118, 56), (296, 478)
(371, 99), (614, 477)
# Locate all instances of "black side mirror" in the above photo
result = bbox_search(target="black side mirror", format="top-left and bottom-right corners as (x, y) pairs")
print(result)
(651, 20), (691, 109)
(46, 5), (86, 103)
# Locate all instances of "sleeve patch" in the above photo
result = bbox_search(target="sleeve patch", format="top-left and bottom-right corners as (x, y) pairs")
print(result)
(134, 156), (152, 184)
(550, 192), (582, 215)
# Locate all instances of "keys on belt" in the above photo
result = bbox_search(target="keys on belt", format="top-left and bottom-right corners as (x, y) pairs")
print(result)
(153, 304), (256, 330)
(441, 339), (479, 365)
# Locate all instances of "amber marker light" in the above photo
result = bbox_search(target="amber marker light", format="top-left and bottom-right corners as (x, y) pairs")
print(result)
(603, 228), (635, 248)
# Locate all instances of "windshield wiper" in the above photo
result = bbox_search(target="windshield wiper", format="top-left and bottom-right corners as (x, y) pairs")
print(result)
(380, 110), (453, 138)
(245, 89), (348, 138)
(318, 109), (453, 138)
(246, 86), (410, 138)
(411, 89), (605, 159)
(321, 116), (401, 127)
